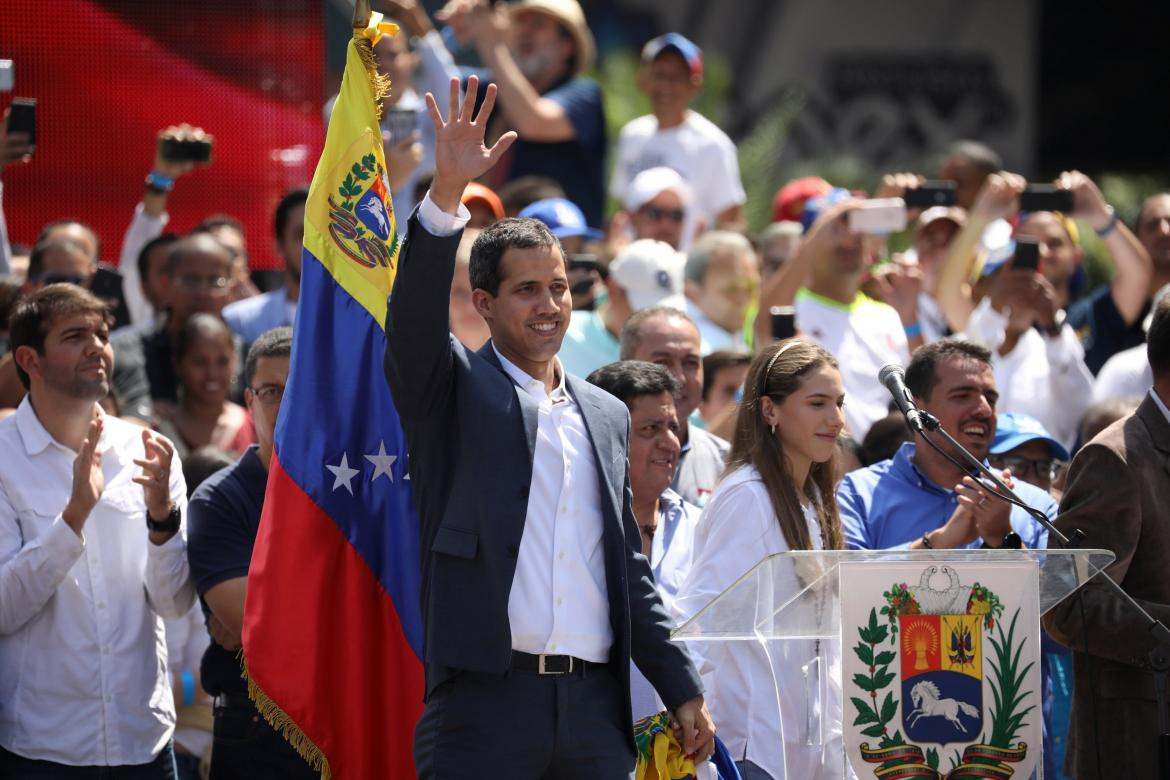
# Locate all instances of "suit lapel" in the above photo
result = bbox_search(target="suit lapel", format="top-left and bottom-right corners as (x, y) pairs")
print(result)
(566, 375), (620, 511)
(478, 341), (538, 464)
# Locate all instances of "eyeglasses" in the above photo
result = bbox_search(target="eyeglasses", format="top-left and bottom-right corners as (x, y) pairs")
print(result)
(176, 274), (230, 292)
(250, 385), (285, 405)
(990, 455), (1058, 481)
(640, 206), (686, 223)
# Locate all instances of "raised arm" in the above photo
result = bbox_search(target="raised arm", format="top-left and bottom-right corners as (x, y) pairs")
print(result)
(933, 172), (1025, 333)
(384, 76), (515, 419)
(1060, 170), (1153, 326)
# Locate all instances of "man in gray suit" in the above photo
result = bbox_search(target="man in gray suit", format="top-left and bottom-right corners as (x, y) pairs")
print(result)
(1046, 293), (1170, 778)
(384, 76), (714, 779)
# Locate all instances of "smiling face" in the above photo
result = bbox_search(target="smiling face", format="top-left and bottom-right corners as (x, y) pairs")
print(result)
(473, 243), (571, 378)
(768, 364), (846, 474)
(624, 313), (704, 420)
(632, 189), (687, 248)
(512, 10), (575, 82)
(176, 329), (236, 406)
(917, 356), (998, 461)
(692, 247), (760, 333)
(1015, 212), (1081, 303)
(639, 50), (700, 120)
(626, 391), (682, 507)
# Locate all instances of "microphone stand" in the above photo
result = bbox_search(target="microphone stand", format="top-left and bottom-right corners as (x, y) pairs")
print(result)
(914, 410), (1170, 779)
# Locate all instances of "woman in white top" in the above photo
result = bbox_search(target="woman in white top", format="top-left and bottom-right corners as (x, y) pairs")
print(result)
(675, 339), (848, 780)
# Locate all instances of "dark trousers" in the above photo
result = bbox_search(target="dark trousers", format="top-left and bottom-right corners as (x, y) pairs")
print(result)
(0, 742), (176, 779)
(413, 665), (636, 779)
(208, 702), (319, 780)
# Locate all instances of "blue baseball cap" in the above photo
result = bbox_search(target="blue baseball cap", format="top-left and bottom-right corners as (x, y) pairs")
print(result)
(800, 187), (851, 233)
(518, 198), (603, 241)
(641, 33), (703, 76)
(990, 412), (1070, 461)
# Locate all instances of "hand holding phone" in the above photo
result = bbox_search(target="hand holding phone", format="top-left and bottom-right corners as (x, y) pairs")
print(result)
(770, 306), (796, 341)
(1018, 185), (1074, 214)
(155, 124), (213, 174)
(904, 181), (957, 209)
(1012, 237), (1041, 272)
(847, 199), (908, 234)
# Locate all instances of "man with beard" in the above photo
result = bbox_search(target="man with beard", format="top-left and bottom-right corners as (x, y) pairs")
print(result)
(221, 189), (307, 352)
(437, 0), (606, 226)
(0, 283), (194, 777)
(837, 339), (1053, 551)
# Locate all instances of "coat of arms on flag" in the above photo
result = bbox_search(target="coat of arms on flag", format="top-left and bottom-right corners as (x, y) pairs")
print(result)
(839, 561), (1041, 779)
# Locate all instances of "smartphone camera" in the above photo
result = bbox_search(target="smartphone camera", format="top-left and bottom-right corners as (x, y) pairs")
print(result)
(157, 132), (214, 164)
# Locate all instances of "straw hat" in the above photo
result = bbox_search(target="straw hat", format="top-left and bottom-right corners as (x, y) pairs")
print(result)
(509, 0), (596, 74)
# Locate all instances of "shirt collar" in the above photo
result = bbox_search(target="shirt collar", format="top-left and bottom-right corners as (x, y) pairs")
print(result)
(1151, 388), (1170, 426)
(16, 395), (109, 457)
(492, 343), (566, 402)
(657, 487), (684, 518)
(892, 440), (995, 496)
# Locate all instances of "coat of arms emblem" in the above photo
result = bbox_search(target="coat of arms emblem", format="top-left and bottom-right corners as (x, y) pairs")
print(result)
(328, 153), (399, 270)
(842, 563), (1040, 779)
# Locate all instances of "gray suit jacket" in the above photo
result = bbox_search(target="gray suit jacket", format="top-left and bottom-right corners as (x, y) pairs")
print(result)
(1046, 393), (1170, 779)
(384, 212), (702, 740)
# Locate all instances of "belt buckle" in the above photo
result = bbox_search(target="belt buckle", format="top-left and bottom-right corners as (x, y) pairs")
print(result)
(537, 654), (572, 675)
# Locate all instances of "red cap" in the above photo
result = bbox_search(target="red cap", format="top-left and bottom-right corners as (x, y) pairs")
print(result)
(771, 176), (832, 223)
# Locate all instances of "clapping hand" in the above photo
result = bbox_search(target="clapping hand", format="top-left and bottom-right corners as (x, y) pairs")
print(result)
(133, 429), (176, 530)
(425, 75), (516, 214)
(63, 416), (105, 535)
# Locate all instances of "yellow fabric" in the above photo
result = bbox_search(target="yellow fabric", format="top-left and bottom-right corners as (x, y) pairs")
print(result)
(634, 712), (697, 780)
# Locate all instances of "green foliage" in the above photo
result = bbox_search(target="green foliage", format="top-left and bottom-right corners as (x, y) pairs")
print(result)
(850, 609), (900, 746)
(986, 609), (1036, 748)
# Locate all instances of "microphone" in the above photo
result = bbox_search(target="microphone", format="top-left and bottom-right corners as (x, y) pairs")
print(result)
(879, 364), (927, 433)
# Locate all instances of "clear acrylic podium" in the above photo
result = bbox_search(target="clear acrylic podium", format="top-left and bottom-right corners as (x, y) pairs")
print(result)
(672, 549), (1115, 779)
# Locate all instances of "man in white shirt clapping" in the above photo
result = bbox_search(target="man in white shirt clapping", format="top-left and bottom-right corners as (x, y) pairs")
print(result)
(0, 283), (194, 777)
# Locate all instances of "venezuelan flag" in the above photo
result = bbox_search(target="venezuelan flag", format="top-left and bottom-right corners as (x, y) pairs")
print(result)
(242, 8), (422, 778)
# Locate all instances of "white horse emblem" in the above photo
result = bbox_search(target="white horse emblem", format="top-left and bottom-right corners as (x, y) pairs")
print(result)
(906, 680), (979, 732)
(359, 198), (389, 236)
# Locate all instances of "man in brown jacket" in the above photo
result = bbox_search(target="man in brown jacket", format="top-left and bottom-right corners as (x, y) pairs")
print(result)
(1046, 293), (1170, 779)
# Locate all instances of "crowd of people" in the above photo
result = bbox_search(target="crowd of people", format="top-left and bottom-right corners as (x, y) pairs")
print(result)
(2, 0), (1169, 778)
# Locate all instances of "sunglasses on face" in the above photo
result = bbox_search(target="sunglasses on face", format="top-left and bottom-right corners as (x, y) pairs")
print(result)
(640, 206), (685, 223)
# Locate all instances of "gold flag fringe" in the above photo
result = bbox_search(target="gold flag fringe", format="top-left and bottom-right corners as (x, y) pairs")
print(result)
(242, 652), (332, 780)
(353, 35), (391, 122)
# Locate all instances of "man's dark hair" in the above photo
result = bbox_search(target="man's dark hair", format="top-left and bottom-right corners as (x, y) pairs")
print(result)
(586, 360), (679, 408)
(497, 176), (566, 217)
(702, 350), (752, 401)
(944, 140), (1002, 174)
(469, 217), (560, 296)
(182, 446), (236, 499)
(904, 338), (992, 401)
(27, 236), (94, 281)
(245, 326), (293, 387)
(36, 219), (101, 262)
(0, 276), (24, 333)
(619, 306), (698, 360)
(8, 283), (111, 389)
(1148, 294), (1170, 380)
(273, 188), (309, 241)
(136, 233), (180, 288)
(861, 411), (913, 465)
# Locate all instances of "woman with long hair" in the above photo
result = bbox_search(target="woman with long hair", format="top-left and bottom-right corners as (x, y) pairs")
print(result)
(675, 339), (848, 780)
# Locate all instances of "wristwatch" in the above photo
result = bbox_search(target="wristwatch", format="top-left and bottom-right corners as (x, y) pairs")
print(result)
(146, 505), (181, 533)
(982, 531), (1023, 550)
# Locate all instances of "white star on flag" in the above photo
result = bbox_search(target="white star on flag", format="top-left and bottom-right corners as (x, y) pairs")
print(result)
(365, 440), (398, 482)
(326, 452), (360, 495)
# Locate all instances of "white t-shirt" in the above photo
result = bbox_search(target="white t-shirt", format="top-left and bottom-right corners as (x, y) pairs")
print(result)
(610, 111), (745, 225)
(1092, 343), (1153, 403)
(795, 290), (910, 440)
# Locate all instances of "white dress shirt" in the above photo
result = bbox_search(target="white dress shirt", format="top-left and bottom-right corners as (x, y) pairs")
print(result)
(493, 347), (613, 662)
(417, 193), (614, 662)
(0, 398), (194, 766)
(675, 465), (844, 780)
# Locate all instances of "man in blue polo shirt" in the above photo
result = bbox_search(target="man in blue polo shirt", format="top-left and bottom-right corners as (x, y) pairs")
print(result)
(837, 339), (1055, 552)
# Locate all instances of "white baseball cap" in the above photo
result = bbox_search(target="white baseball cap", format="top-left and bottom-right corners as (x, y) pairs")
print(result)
(623, 166), (693, 213)
(609, 239), (686, 312)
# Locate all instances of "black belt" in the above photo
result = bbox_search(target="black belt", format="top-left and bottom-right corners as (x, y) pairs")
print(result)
(212, 691), (255, 711)
(510, 651), (603, 676)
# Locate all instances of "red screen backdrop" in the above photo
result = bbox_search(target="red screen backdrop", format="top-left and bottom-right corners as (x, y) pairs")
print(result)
(0, 0), (325, 271)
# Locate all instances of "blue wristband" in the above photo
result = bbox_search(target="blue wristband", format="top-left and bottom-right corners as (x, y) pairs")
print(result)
(1094, 206), (1119, 238)
(180, 671), (196, 707)
(145, 170), (174, 193)
(904, 322), (922, 338)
